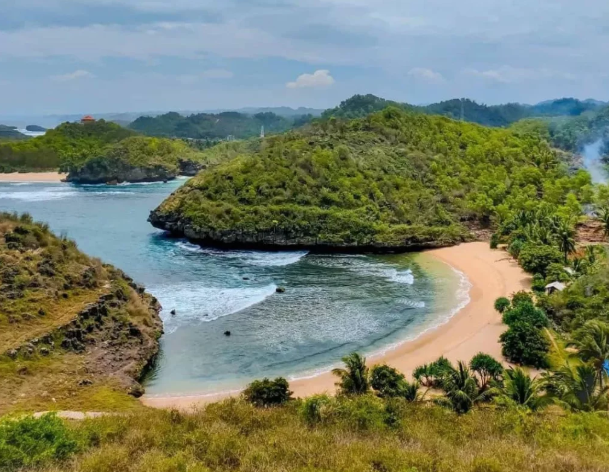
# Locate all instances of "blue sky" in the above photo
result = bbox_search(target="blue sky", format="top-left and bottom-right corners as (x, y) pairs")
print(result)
(1, 0), (608, 114)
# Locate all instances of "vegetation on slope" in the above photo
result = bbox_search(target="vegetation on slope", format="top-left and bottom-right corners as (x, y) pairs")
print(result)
(6, 349), (609, 471)
(323, 94), (605, 129)
(64, 136), (212, 184)
(150, 106), (589, 249)
(0, 120), (136, 173)
(0, 212), (163, 415)
(129, 111), (313, 140)
(0, 125), (28, 141)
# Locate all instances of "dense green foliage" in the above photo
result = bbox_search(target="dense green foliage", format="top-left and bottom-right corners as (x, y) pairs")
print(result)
(152, 107), (588, 249)
(242, 377), (292, 407)
(129, 111), (312, 139)
(0, 414), (79, 471)
(0, 120), (135, 172)
(499, 293), (551, 368)
(323, 95), (604, 129)
(332, 352), (370, 395)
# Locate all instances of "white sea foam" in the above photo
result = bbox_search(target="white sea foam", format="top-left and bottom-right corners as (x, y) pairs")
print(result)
(175, 241), (308, 267)
(151, 282), (277, 334)
(0, 187), (79, 201)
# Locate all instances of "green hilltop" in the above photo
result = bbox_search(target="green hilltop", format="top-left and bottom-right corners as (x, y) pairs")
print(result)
(149, 106), (591, 250)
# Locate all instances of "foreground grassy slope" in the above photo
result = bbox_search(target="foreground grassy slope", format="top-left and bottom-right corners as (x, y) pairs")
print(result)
(8, 398), (609, 472)
(150, 107), (589, 250)
(0, 213), (163, 414)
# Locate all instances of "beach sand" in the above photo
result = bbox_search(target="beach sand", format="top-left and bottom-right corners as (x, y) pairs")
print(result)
(0, 172), (66, 182)
(141, 242), (531, 409)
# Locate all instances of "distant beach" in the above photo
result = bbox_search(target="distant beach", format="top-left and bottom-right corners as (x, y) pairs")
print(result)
(142, 241), (532, 409)
(0, 172), (66, 182)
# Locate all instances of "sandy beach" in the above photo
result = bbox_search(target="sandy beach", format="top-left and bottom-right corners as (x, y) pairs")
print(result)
(141, 242), (531, 410)
(0, 172), (66, 182)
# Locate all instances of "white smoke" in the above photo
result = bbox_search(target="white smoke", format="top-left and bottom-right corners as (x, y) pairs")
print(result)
(582, 139), (607, 184)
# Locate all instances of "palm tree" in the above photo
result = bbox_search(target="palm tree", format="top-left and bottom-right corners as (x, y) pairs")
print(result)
(440, 361), (496, 414)
(501, 367), (550, 411)
(572, 320), (609, 388)
(332, 352), (370, 395)
(585, 245), (597, 265)
(598, 206), (609, 238)
(549, 363), (609, 412)
(555, 221), (576, 263)
(402, 381), (422, 402)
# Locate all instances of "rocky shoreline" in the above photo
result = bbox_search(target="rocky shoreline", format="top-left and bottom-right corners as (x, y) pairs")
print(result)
(148, 211), (467, 253)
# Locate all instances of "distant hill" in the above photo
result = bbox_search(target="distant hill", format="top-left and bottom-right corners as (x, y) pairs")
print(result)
(322, 95), (606, 128)
(129, 111), (313, 139)
(0, 124), (28, 141)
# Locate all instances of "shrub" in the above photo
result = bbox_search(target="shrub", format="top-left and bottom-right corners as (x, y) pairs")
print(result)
(500, 322), (550, 368)
(532, 274), (547, 293)
(0, 414), (79, 471)
(300, 394), (333, 425)
(490, 233), (500, 249)
(469, 353), (504, 390)
(370, 365), (405, 398)
(545, 263), (571, 283)
(502, 302), (549, 329)
(243, 377), (292, 407)
(511, 291), (534, 307)
(518, 244), (563, 277)
(494, 297), (511, 314)
(508, 239), (525, 258)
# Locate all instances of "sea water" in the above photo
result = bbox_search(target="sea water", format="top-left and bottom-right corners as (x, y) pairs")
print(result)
(0, 180), (469, 396)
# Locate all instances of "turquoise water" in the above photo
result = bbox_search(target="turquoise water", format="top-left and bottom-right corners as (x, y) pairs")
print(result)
(0, 180), (469, 396)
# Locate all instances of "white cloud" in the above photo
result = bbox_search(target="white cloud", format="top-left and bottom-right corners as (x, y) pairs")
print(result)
(407, 67), (444, 84)
(51, 69), (95, 81)
(286, 70), (335, 89)
(462, 66), (576, 84)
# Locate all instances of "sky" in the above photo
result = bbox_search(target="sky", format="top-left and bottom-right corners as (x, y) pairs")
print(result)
(1, 0), (609, 114)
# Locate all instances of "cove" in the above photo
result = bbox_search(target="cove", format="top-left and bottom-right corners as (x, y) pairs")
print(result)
(0, 180), (467, 396)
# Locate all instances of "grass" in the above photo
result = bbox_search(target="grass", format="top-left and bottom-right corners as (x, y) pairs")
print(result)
(0, 212), (162, 416)
(8, 397), (609, 472)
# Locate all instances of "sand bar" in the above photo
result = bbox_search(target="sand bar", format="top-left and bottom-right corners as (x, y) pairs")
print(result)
(0, 172), (66, 182)
(141, 242), (531, 410)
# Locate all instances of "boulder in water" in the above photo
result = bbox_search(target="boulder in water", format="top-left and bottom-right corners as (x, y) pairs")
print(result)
(224, 330), (231, 337)
(170, 309), (176, 316)
(276, 287), (286, 293)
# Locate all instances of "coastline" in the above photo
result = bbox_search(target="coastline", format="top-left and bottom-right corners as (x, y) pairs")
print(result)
(0, 172), (66, 182)
(141, 241), (531, 409)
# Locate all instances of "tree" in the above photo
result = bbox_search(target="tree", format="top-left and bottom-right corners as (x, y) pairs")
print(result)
(413, 357), (453, 389)
(494, 297), (510, 314)
(548, 363), (609, 412)
(440, 361), (496, 414)
(572, 320), (609, 388)
(502, 302), (549, 329)
(370, 365), (405, 398)
(243, 377), (293, 407)
(500, 322), (550, 368)
(555, 220), (577, 263)
(370, 364), (421, 401)
(500, 367), (550, 411)
(332, 352), (370, 395)
(469, 353), (503, 391)
(518, 244), (563, 277)
(598, 206), (609, 238)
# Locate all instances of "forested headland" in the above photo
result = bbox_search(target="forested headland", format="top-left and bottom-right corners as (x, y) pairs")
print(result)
(149, 106), (592, 250)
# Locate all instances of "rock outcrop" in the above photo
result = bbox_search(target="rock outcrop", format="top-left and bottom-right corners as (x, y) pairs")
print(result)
(66, 156), (178, 184)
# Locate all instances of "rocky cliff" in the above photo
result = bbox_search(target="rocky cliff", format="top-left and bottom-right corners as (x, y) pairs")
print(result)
(0, 212), (164, 413)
